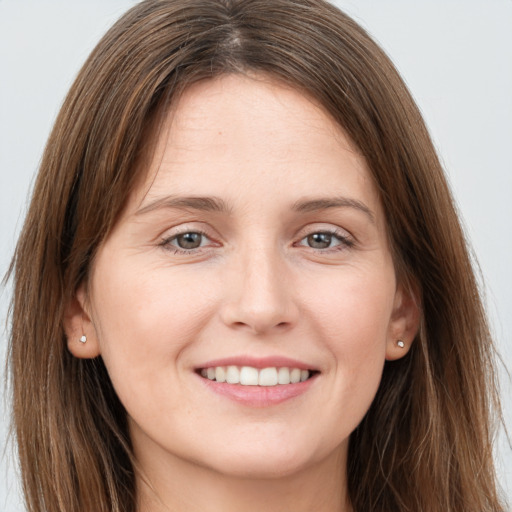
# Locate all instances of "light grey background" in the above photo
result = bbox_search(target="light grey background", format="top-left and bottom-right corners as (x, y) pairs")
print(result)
(1, 1), (511, 510)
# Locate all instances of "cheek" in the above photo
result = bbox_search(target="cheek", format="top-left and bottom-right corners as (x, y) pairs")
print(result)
(304, 263), (395, 345)
(88, 255), (219, 390)
(302, 265), (395, 409)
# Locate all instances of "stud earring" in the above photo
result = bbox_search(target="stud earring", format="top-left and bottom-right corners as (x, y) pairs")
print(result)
(397, 340), (405, 348)
(79, 335), (87, 344)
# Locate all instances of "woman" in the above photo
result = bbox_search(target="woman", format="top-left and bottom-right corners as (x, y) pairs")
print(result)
(7, 0), (506, 511)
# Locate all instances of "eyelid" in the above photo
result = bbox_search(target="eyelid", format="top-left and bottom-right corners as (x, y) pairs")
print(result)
(158, 223), (220, 254)
(295, 222), (353, 240)
(157, 222), (355, 255)
(159, 221), (218, 240)
(294, 224), (355, 251)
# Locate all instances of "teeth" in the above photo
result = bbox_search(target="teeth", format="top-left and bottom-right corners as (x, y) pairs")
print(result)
(290, 368), (301, 384)
(200, 366), (312, 386)
(277, 367), (290, 384)
(259, 367), (278, 386)
(215, 366), (226, 383)
(240, 366), (259, 385)
(226, 365), (239, 384)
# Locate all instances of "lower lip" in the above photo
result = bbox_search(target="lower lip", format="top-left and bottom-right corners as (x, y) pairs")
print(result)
(198, 374), (318, 407)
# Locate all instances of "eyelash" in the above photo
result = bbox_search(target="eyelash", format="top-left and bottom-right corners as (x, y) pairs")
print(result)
(295, 228), (355, 252)
(159, 229), (214, 255)
(159, 227), (354, 256)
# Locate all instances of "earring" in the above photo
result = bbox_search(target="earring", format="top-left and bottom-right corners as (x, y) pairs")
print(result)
(397, 340), (405, 348)
(79, 335), (87, 344)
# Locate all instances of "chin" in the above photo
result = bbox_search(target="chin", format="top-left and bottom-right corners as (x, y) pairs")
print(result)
(198, 439), (331, 480)
(211, 455), (309, 480)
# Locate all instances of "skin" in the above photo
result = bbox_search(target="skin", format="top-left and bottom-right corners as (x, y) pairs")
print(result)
(65, 74), (419, 512)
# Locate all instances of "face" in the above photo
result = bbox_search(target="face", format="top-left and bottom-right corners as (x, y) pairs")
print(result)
(67, 74), (416, 481)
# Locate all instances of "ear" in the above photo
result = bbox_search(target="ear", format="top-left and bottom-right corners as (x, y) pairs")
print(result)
(385, 282), (421, 361)
(63, 282), (101, 359)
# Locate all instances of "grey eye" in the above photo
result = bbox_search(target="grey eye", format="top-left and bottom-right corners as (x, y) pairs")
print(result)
(306, 233), (333, 249)
(175, 232), (204, 249)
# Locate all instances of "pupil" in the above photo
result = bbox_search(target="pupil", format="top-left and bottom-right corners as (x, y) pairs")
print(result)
(177, 232), (202, 249)
(308, 233), (331, 249)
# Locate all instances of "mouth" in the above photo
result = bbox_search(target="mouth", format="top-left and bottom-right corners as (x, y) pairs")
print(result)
(197, 365), (319, 387)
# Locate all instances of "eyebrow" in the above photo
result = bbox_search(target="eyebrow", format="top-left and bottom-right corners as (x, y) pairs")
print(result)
(292, 197), (375, 223)
(135, 195), (232, 216)
(135, 194), (374, 223)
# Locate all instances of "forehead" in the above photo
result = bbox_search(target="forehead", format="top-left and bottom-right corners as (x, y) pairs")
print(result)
(127, 73), (380, 218)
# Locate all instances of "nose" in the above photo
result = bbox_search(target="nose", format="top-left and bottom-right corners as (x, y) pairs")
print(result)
(219, 244), (299, 335)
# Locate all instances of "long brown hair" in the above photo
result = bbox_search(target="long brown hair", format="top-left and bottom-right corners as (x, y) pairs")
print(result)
(8, 1), (506, 511)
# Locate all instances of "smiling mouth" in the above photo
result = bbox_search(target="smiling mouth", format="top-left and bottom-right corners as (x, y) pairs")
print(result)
(197, 366), (318, 387)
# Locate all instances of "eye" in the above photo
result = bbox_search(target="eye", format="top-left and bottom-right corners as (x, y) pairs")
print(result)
(297, 230), (353, 251)
(174, 232), (205, 249)
(305, 232), (336, 249)
(160, 231), (212, 253)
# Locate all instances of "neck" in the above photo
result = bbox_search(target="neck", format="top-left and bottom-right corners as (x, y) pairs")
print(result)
(135, 444), (352, 512)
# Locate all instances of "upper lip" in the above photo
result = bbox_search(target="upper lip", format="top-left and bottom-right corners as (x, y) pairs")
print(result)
(196, 355), (318, 371)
